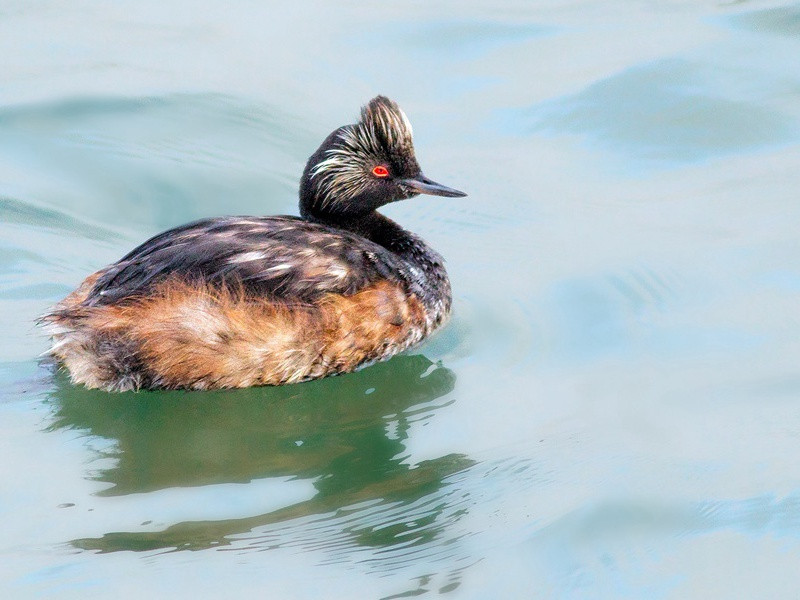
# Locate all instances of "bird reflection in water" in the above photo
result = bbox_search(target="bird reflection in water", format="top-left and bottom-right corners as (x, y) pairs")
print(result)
(45, 354), (472, 555)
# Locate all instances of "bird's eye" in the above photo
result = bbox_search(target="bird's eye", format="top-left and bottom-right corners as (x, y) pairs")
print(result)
(372, 165), (390, 178)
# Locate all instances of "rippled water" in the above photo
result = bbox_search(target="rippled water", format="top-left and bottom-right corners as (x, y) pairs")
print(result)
(3, 1), (800, 597)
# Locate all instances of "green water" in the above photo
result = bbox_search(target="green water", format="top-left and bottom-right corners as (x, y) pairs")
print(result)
(3, 1), (800, 598)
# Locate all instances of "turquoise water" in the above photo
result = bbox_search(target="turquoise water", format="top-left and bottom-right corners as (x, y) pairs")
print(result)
(3, 1), (800, 597)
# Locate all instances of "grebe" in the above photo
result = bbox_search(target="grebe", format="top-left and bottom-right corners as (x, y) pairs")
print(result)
(42, 96), (466, 391)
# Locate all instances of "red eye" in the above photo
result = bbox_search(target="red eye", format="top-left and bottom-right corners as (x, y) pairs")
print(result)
(372, 165), (389, 178)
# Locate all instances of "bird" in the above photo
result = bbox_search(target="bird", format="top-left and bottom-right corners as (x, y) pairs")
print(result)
(41, 96), (466, 392)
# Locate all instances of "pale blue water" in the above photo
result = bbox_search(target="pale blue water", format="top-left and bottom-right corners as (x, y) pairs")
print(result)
(3, 1), (800, 598)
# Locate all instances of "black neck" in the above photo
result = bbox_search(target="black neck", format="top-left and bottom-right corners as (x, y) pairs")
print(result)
(303, 210), (412, 255)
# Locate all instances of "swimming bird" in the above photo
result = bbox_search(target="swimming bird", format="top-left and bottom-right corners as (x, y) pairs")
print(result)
(42, 96), (466, 391)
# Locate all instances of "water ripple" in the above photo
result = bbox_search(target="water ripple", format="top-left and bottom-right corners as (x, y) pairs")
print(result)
(506, 58), (799, 164)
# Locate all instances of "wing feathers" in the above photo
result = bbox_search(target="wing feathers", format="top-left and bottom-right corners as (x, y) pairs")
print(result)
(86, 217), (404, 306)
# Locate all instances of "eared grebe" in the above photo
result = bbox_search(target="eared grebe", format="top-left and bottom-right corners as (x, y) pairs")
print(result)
(42, 96), (466, 391)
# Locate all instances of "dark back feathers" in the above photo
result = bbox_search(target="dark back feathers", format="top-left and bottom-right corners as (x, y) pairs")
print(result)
(86, 216), (408, 306)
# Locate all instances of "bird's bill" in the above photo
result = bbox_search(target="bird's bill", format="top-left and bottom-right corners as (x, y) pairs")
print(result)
(400, 174), (467, 198)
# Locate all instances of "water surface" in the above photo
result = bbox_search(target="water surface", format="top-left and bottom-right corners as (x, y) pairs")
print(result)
(3, 1), (800, 598)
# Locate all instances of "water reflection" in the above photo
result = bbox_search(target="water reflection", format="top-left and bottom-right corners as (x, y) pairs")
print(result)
(45, 354), (473, 554)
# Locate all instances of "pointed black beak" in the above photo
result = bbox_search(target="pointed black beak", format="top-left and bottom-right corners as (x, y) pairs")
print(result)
(399, 173), (467, 198)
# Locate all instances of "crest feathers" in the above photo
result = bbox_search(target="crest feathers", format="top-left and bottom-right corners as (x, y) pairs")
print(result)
(359, 96), (414, 151)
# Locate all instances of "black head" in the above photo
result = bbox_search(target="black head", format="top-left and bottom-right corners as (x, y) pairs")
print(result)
(299, 96), (466, 221)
